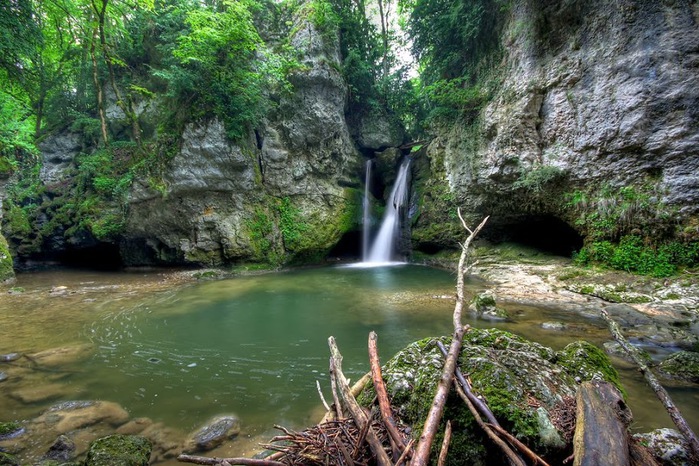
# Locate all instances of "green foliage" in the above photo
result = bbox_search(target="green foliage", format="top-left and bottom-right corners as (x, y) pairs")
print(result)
(168, 0), (266, 140)
(0, 85), (38, 170)
(277, 196), (308, 249)
(574, 235), (698, 278)
(245, 208), (277, 264)
(513, 165), (565, 194)
(565, 183), (663, 242)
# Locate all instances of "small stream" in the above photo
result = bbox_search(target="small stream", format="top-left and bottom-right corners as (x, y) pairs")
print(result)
(1, 264), (697, 463)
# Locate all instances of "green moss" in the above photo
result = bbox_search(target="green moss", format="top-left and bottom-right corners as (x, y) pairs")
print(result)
(557, 341), (624, 396)
(85, 435), (152, 466)
(0, 234), (15, 282)
(0, 451), (20, 466)
(0, 421), (21, 437)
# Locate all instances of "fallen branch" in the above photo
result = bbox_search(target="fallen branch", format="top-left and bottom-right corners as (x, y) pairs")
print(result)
(411, 214), (489, 466)
(328, 336), (393, 466)
(177, 454), (284, 466)
(487, 423), (551, 466)
(437, 420), (452, 466)
(436, 340), (499, 427)
(601, 308), (699, 460)
(453, 384), (525, 466)
(369, 331), (407, 455)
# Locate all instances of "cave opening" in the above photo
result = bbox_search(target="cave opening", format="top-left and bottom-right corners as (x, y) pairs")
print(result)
(483, 214), (584, 257)
(327, 231), (362, 261)
(56, 243), (124, 270)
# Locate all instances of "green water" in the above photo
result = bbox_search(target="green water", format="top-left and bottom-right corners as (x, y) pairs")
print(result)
(82, 265), (458, 433)
(1, 264), (698, 462)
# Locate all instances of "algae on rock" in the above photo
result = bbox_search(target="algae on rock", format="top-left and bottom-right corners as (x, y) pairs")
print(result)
(369, 328), (621, 465)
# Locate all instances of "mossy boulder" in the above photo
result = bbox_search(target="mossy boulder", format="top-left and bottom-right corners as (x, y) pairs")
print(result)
(0, 233), (15, 283)
(84, 435), (151, 466)
(468, 292), (510, 320)
(656, 351), (699, 383)
(370, 328), (621, 465)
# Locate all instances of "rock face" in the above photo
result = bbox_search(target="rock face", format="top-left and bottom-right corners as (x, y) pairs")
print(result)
(122, 6), (362, 267)
(413, 0), (699, 250)
(368, 328), (622, 465)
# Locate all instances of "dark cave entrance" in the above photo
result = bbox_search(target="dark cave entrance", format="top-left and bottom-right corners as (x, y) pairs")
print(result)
(55, 243), (124, 270)
(483, 215), (584, 257)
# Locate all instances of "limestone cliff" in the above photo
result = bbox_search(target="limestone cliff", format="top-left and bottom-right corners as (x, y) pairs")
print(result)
(120, 11), (362, 266)
(413, 0), (699, 253)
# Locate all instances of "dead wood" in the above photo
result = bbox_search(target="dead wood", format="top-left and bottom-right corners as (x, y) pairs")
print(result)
(572, 381), (630, 466)
(410, 213), (489, 466)
(452, 382), (526, 466)
(177, 454), (285, 466)
(486, 423), (551, 466)
(369, 331), (407, 455)
(436, 340), (499, 427)
(601, 308), (699, 461)
(328, 336), (393, 466)
(437, 420), (452, 466)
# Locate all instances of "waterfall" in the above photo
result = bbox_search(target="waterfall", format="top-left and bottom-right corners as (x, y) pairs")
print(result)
(364, 158), (411, 264)
(362, 160), (372, 261)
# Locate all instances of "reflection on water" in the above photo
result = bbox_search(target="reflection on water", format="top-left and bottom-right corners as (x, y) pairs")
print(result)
(1, 265), (698, 460)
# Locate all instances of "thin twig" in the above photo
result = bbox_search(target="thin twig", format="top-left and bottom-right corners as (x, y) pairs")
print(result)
(487, 423), (551, 466)
(316, 379), (331, 412)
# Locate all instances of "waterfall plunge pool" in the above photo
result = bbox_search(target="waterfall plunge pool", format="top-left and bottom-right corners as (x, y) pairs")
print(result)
(1, 264), (697, 463)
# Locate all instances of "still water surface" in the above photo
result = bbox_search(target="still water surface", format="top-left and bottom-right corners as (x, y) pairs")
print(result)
(1, 264), (697, 457)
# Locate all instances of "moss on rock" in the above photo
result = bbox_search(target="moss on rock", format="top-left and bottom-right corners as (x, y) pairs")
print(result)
(84, 435), (152, 466)
(372, 328), (623, 465)
(0, 233), (15, 283)
(656, 351), (699, 383)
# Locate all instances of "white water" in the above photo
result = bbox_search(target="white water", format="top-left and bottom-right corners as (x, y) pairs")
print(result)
(362, 158), (411, 265)
(362, 160), (373, 261)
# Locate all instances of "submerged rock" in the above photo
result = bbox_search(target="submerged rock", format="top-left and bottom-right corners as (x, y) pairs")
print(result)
(35, 400), (129, 434)
(41, 434), (75, 462)
(370, 328), (622, 464)
(84, 435), (151, 466)
(185, 414), (241, 452)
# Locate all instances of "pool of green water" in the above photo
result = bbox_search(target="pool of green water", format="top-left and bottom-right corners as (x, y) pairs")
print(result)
(1, 264), (697, 460)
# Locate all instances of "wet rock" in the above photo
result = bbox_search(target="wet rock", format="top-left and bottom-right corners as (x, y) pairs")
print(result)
(84, 435), (152, 466)
(185, 415), (240, 452)
(116, 418), (154, 436)
(0, 372), (7, 383)
(469, 292), (510, 320)
(633, 428), (692, 466)
(8, 382), (77, 404)
(0, 353), (20, 362)
(656, 351), (699, 383)
(541, 321), (567, 331)
(42, 434), (75, 462)
(373, 328), (621, 463)
(35, 400), (129, 434)
(29, 344), (94, 368)
(49, 286), (69, 296)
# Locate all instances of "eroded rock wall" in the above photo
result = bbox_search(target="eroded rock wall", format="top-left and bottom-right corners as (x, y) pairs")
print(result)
(414, 0), (699, 249)
(122, 8), (362, 266)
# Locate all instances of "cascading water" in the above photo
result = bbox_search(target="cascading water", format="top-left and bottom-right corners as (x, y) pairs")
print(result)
(362, 159), (373, 261)
(363, 158), (411, 264)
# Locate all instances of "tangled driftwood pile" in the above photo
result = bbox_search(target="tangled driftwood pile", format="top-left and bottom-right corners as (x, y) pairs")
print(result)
(178, 212), (699, 466)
